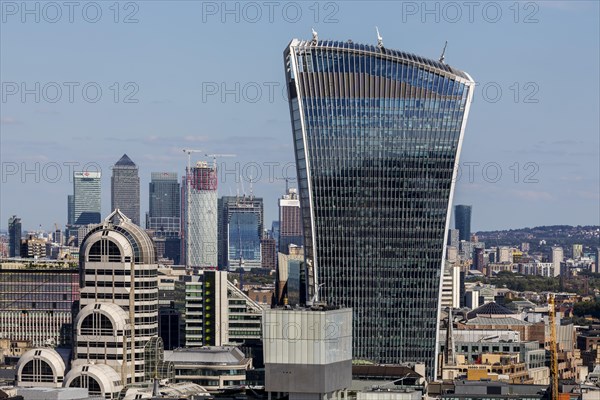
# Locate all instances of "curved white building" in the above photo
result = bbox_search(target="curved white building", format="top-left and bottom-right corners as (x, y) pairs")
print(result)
(64, 363), (123, 398)
(16, 210), (161, 399)
(74, 209), (158, 387)
(16, 348), (66, 388)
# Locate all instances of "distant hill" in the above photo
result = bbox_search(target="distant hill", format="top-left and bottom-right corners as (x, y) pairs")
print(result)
(474, 225), (600, 254)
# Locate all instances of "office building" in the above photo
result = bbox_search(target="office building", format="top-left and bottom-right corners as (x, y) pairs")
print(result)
(182, 161), (218, 268)
(67, 195), (74, 225)
(263, 307), (352, 399)
(180, 270), (262, 347)
(441, 263), (461, 309)
(497, 246), (512, 263)
(182, 270), (229, 347)
(218, 196), (264, 271)
(111, 154), (140, 225)
(0, 265), (79, 347)
(20, 235), (47, 259)
(572, 244), (583, 259)
(284, 36), (475, 377)
(271, 221), (280, 250)
(148, 172), (181, 264)
(454, 205), (472, 242)
(164, 347), (251, 392)
(72, 171), (101, 225)
(8, 215), (21, 258)
(260, 235), (277, 270)
(69, 209), (158, 396)
(473, 247), (485, 272)
(447, 228), (459, 249)
(276, 245), (305, 306)
(147, 172), (181, 235)
(278, 188), (303, 253)
(551, 247), (563, 277)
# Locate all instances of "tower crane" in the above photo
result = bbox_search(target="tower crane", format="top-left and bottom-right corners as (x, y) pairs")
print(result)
(548, 293), (559, 400)
(204, 153), (236, 170)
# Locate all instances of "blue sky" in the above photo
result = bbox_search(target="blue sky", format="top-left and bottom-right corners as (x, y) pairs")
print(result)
(1, 0), (599, 232)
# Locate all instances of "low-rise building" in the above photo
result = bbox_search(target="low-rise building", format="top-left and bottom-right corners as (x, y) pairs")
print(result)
(164, 346), (251, 392)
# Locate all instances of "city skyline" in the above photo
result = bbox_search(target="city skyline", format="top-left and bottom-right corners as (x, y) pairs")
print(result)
(1, 2), (598, 232)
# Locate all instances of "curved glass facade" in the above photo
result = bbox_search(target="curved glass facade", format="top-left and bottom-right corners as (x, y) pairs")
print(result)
(284, 39), (475, 377)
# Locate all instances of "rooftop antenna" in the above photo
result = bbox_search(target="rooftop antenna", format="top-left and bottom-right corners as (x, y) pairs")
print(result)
(439, 40), (448, 63)
(285, 178), (289, 193)
(249, 173), (254, 200)
(376, 26), (384, 48)
(311, 28), (318, 44)
(239, 173), (246, 198)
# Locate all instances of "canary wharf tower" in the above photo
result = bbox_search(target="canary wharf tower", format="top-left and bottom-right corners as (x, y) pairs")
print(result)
(284, 35), (475, 378)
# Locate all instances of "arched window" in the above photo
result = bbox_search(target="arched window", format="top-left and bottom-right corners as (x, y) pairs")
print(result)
(20, 359), (55, 383)
(88, 239), (121, 262)
(69, 376), (102, 396)
(80, 313), (113, 336)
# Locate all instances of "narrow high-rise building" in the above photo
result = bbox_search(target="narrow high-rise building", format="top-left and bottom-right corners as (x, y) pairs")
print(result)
(67, 195), (75, 225)
(148, 172), (180, 233)
(148, 172), (181, 263)
(68, 209), (159, 397)
(218, 195), (264, 270)
(284, 36), (475, 377)
(454, 205), (472, 242)
(551, 246), (564, 277)
(73, 171), (101, 225)
(111, 154), (140, 226)
(182, 161), (218, 268)
(572, 244), (583, 259)
(447, 228), (459, 248)
(8, 215), (21, 258)
(278, 188), (303, 254)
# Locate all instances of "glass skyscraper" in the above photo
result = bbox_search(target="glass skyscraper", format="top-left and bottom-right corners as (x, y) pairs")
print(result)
(147, 172), (181, 235)
(218, 195), (264, 270)
(284, 38), (475, 377)
(454, 204), (472, 242)
(111, 154), (140, 226)
(8, 215), (21, 258)
(73, 171), (101, 225)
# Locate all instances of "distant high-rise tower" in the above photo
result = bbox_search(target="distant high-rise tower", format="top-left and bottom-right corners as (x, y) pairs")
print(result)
(447, 229), (459, 248)
(8, 215), (21, 258)
(73, 171), (101, 225)
(182, 161), (218, 268)
(454, 205), (472, 242)
(111, 154), (140, 225)
(218, 196), (264, 271)
(572, 244), (583, 259)
(278, 188), (303, 254)
(147, 172), (181, 235)
(551, 246), (564, 277)
(67, 195), (74, 225)
(284, 37), (475, 377)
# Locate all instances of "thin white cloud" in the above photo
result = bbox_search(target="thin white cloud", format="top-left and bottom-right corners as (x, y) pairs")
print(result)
(0, 117), (22, 125)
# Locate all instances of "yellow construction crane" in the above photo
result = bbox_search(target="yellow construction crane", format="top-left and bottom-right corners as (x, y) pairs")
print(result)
(548, 293), (559, 400)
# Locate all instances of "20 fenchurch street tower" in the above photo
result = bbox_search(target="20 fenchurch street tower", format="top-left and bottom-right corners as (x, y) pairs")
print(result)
(284, 38), (475, 377)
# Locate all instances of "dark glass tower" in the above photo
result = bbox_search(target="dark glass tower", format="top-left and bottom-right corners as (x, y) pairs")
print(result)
(454, 205), (472, 242)
(8, 215), (21, 258)
(284, 38), (475, 377)
(111, 154), (140, 226)
(148, 172), (181, 234)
